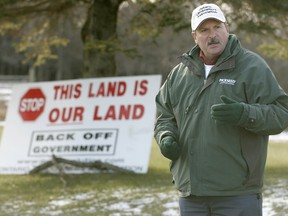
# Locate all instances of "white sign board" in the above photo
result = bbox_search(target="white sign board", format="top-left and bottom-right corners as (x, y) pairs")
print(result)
(0, 75), (161, 174)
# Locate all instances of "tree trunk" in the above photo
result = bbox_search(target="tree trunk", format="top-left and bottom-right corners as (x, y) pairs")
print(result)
(81, 0), (124, 78)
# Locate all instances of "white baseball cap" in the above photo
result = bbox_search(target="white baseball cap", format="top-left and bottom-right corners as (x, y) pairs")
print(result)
(191, 3), (226, 31)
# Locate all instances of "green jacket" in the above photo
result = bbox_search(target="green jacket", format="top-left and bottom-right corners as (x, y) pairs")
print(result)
(154, 34), (288, 196)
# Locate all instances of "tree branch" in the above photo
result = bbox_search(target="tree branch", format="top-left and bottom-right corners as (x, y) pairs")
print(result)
(0, 0), (80, 18)
(29, 155), (134, 174)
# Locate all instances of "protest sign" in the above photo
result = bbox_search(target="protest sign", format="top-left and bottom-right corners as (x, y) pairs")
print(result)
(0, 75), (161, 174)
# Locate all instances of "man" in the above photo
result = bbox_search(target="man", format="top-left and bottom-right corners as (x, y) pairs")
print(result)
(154, 3), (288, 216)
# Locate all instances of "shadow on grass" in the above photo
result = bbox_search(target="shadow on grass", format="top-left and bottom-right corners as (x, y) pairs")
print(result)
(0, 165), (173, 195)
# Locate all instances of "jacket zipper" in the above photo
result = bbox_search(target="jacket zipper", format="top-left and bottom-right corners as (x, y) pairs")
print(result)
(184, 79), (206, 116)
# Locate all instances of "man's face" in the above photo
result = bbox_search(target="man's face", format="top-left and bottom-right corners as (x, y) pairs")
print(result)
(192, 19), (229, 61)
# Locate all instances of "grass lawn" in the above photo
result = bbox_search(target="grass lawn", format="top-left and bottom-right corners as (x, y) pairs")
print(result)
(0, 139), (286, 215)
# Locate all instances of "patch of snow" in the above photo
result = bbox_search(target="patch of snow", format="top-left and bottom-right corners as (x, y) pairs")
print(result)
(107, 202), (131, 210)
(269, 132), (288, 142)
(1, 180), (287, 215)
(263, 179), (288, 216)
(162, 210), (179, 216)
(163, 201), (178, 209)
(49, 199), (72, 207)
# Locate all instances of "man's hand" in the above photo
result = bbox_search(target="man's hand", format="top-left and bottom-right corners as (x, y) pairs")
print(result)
(160, 136), (181, 161)
(211, 95), (244, 125)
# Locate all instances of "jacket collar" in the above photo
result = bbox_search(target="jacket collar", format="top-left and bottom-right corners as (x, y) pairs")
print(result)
(179, 34), (240, 76)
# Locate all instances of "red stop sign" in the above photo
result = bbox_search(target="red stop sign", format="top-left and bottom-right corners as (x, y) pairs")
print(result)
(19, 88), (46, 121)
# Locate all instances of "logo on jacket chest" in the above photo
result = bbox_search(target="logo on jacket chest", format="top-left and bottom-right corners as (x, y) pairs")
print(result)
(219, 79), (236, 85)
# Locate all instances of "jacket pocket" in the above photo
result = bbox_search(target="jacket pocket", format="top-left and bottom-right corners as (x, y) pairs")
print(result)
(240, 129), (268, 187)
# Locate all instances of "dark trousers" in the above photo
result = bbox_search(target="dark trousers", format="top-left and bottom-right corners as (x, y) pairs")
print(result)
(179, 194), (262, 216)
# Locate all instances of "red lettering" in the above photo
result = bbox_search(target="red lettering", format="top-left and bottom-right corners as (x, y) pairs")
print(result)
(53, 84), (82, 100)
(96, 82), (105, 97)
(139, 80), (148, 95)
(93, 106), (102, 120)
(49, 107), (84, 123)
(107, 82), (116, 96)
(133, 81), (138, 96)
(117, 81), (126, 96)
(74, 107), (84, 121)
(53, 86), (60, 100)
(49, 108), (60, 123)
(133, 80), (148, 96)
(93, 104), (144, 121)
(88, 83), (94, 97)
(105, 106), (116, 120)
(74, 84), (82, 99)
(62, 107), (73, 122)
(119, 105), (131, 119)
(88, 81), (127, 97)
(132, 104), (144, 119)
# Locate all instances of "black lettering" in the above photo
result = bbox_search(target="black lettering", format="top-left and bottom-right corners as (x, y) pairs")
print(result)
(83, 133), (93, 140)
(79, 146), (88, 151)
(46, 135), (54, 141)
(105, 133), (113, 139)
(56, 134), (64, 140)
(72, 146), (78, 151)
(36, 135), (44, 141)
(66, 133), (74, 140)
(64, 145), (70, 152)
(33, 146), (40, 153)
(30, 144), (113, 154)
(50, 146), (57, 152)
(89, 145), (95, 151)
(42, 146), (49, 153)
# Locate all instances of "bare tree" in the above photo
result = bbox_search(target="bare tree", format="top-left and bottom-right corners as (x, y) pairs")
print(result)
(0, 0), (288, 79)
(81, 0), (125, 78)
